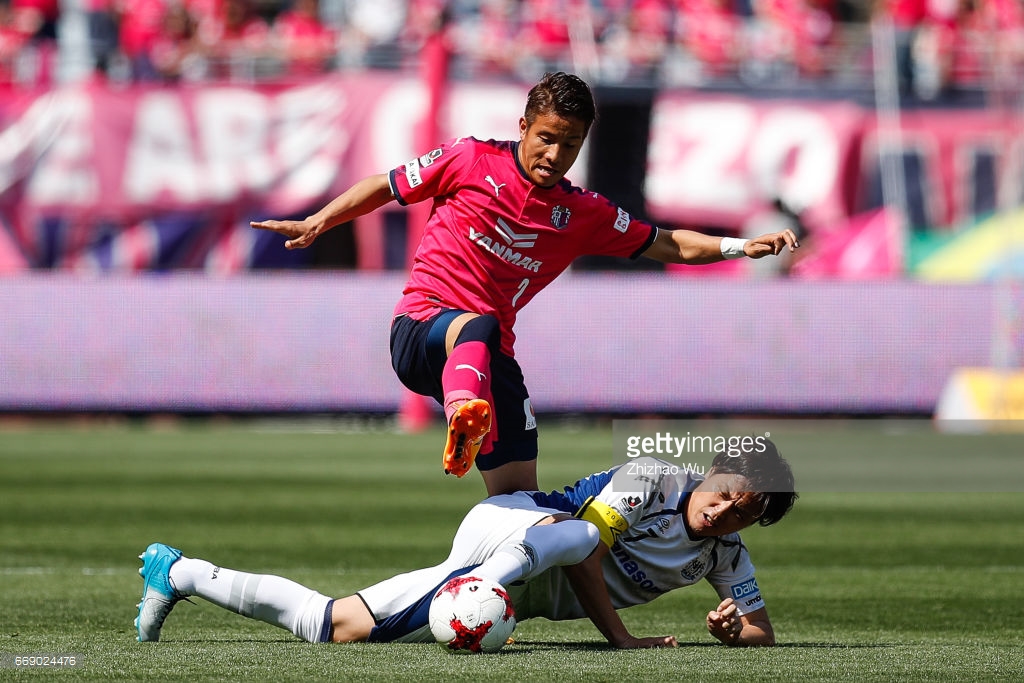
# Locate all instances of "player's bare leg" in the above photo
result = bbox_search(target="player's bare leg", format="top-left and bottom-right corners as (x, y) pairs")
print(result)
(480, 460), (538, 497)
(329, 595), (376, 643)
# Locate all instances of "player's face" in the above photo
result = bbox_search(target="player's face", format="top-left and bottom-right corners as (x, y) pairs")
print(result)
(685, 473), (765, 537)
(517, 112), (587, 188)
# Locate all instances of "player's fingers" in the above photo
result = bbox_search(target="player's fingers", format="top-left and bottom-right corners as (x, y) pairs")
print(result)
(251, 220), (286, 234)
(783, 228), (800, 250)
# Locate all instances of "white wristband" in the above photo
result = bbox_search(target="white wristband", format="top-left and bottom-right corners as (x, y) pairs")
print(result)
(720, 237), (748, 259)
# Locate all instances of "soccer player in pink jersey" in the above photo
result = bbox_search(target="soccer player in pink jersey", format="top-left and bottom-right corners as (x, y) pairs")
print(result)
(252, 72), (799, 496)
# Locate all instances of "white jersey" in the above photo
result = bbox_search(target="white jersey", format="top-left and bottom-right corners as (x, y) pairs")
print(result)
(512, 456), (764, 621)
(357, 456), (763, 643)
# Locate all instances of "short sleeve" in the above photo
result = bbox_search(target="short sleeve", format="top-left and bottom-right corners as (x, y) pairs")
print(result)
(578, 200), (657, 260)
(388, 138), (473, 207)
(706, 541), (765, 616)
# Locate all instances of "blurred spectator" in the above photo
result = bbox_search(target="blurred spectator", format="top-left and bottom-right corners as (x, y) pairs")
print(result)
(187, 0), (223, 26)
(9, 0), (57, 84)
(12, 0), (58, 41)
(941, 0), (1024, 96)
(977, 0), (1024, 97)
(762, 0), (836, 76)
(908, 0), (974, 100)
(876, 0), (928, 94)
(150, 2), (202, 81)
(84, 0), (119, 76)
(450, 0), (520, 76)
(396, 0), (445, 64)
(739, 0), (834, 80)
(272, 0), (337, 74)
(119, 0), (170, 81)
(342, 0), (408, 68)
(674, 0), (742, 77)
(0, 0), (32, 87)
(518, 0), (573, 72)
(613, 0), (674, 78)
(195, 0), (271, 79)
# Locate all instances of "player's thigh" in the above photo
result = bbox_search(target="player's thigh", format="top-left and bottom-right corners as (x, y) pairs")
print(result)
(478, 352), (538, 471)
(389, 309), (466, 400)
(447, 493), (557, 566)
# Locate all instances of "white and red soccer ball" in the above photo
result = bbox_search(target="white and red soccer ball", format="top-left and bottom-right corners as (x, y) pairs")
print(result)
(428, 575), (516, 653)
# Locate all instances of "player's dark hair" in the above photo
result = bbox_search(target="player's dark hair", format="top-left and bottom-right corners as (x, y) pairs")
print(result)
(709, 438), (797, 526)
(524, 72), (597, 136)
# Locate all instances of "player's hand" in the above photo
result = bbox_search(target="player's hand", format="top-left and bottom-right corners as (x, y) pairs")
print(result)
(707, 598), (743, 645)
(614, 634), (678, 649)
(250, 219), (319, 250)
(745, 229), (800, 259)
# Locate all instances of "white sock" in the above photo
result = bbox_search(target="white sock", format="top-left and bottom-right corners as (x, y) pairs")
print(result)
(474, 520), (600, 586)
(170, 557), (332, 643)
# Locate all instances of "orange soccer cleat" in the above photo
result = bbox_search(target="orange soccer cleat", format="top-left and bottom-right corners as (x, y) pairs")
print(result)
(442, 399), (492, 477)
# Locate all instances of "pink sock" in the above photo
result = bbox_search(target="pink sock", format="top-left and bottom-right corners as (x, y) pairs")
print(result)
(442, 341), (492, 422)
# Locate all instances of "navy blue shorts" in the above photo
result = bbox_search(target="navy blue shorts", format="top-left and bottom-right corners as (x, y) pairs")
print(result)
(389, 310), (538, 470)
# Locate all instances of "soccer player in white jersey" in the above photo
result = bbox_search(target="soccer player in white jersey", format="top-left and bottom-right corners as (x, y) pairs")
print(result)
(136, 440), (797, 648)
(251, 73), (800, 497)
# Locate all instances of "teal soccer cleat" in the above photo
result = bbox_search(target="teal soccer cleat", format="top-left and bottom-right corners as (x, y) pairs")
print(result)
(135, 543), (184, 642)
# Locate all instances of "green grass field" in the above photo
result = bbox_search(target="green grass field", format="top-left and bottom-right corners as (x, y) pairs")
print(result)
(1, 420), (1022, 681)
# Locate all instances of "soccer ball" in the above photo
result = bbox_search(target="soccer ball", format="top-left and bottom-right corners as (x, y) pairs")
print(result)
(428, 575), (516, 654)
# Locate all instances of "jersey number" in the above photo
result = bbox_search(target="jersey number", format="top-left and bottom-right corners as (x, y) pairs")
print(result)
(511, 278), (529, 308)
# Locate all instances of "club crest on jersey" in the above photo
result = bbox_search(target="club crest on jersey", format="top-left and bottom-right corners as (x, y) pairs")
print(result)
(550, 205), (571, 229)
(680, 556), (707, 581)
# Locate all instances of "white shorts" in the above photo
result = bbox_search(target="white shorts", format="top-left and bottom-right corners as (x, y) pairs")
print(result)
(357, 492), (559, 643)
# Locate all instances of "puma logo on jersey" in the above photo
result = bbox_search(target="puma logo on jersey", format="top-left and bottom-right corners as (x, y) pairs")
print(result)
(485, 175), (506, 197)
(455, 364), (487, 381)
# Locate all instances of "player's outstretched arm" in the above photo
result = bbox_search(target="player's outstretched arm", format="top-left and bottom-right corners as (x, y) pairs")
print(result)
(250, 173), (394, 249)
(706, 598), (775, 647)
(642, 227), (800, 264)
(562, 543), (678, 649)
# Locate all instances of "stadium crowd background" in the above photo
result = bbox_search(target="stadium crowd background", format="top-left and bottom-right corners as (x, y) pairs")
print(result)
(0, 0), (1021, 419)
(0, 0), (1022, 103)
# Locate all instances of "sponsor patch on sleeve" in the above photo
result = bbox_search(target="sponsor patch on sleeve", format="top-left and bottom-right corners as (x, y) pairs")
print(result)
(418, 148), (443, 167)
(613, 208), (630, 233)
(730, 578), (759, 600)
(404, 158), (422, 188)
(729, 577), (764, 613)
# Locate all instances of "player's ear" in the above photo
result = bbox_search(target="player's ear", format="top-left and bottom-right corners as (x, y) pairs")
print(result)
(519, 117), (528, 139)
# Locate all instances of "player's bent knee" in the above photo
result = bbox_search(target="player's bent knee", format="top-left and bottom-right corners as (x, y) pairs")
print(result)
(557, 519), (601, 565)
(521, 519), (600, 577)
(454, 314), (501, 353)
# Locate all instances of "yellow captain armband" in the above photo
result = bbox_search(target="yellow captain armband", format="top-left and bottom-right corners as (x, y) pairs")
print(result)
(574, 496), (629, 547)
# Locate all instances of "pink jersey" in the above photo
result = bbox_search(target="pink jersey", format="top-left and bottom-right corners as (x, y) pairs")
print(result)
(389, 137), (657, 357)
